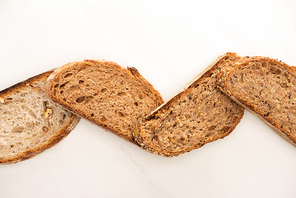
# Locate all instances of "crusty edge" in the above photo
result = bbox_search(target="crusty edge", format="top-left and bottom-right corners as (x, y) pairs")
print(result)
(46, 60), (163, 144)
(135, 52), (244, 157)
(218, 57), (296, 147)
(0, 70), (80, 164)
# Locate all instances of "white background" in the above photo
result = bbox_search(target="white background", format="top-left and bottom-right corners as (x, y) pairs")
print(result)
(1, 0), (296, 197)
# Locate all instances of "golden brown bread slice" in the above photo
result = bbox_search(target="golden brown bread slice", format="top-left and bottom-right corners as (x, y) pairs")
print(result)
(218, 55), (296, 147)
(46, 60), (163, 143)
(134, 53), (245, 157)
(0, 70), (80, 164)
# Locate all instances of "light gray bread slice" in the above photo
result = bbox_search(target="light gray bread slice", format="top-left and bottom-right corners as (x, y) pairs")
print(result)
(134, 53), (245, 157)
(218, 56), (296, 147)
(46, 60), (163, 143)
(0, 70), (80, 164)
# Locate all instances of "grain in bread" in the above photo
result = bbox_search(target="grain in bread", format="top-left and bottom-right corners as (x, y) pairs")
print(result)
(134, 53), (244, 157)
(218, 56), (296, 147)
(46, 60), (163, 143)
(0, 71), (80, 164)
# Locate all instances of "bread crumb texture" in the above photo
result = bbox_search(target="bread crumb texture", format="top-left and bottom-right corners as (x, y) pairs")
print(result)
(0, 72), (77, 164)
(47, 60), (163, 143)
(136, 53), (244, 157)
(223, 57), (296, 143)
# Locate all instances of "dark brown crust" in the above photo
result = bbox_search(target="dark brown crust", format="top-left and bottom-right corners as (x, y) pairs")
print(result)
(135, 53), (244, 157)
(46, 60), (163, 144)
(0, 69), (54, 98)
(218, 56), (296, 147)
(0, 70), (80, 164)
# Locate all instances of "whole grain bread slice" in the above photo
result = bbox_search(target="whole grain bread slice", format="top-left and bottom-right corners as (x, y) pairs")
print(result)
(134, 53), (245, 157)
(218, 55), (296, 147)
(0, 70), (80, 164)
(46, 60), (163, 143)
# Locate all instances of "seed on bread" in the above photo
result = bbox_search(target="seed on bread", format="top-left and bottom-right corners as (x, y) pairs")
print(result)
(44, 108), (53, 118)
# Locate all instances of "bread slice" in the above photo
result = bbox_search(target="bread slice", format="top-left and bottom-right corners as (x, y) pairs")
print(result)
(134, 53), (245, 157)
(46, 60), (163, 143)
(218, 55), (296, 147)
(0, 70), (80, 164)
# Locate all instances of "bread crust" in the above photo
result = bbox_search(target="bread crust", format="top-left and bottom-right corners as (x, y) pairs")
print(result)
(134, 53), (244, 157)
(0, 71), (80, 164)
(218, 56), (296, 147)
(46, 60), (163, 144)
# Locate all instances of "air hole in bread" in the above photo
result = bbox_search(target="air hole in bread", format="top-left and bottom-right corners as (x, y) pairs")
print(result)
(54, 84), (59, 88)
(91, 113), (94, 117)
(264, 112), (270, 117)
(101, 88), (107, 93)
(78, 80), (84, 84)
(64, 73), (72, 78)
(134, 102), (138, 106)
(76, 96), (85, 103)
(60, 81), (69, 88)
(118, 92), (126, 97)
(118, 112), (124, 117)
(60, 90), (63, 94)
(11, 126), (24, 133)
(187, 95), (192, 100)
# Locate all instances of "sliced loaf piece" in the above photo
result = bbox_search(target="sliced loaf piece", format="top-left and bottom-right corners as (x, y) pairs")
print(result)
(134, 53), (245, 157)
(218, 56), (296, 147)
(46, 60), (163, 143)
(0, 71), (80, 164)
